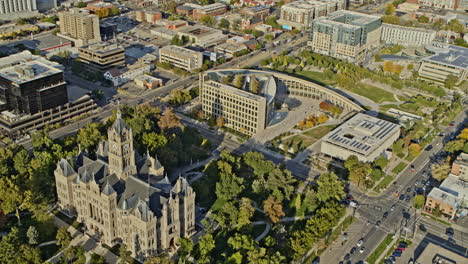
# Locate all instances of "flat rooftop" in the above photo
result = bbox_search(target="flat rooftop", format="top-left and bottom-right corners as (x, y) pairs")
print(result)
(80, 42), (124, 54)
(424, 44), (468, 69)
(176, 25), (222, 37)
(0, 60), (62, 84)
(416, 242), (466, 264)
(283, 0), (339, 9)
(22, 34), (72, 51)
(322, 113), (400, 156)
(160, 45), (201, 57)
(439, 175), (468, 200)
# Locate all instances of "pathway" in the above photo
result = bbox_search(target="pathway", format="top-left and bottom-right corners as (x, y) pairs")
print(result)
(38, 240), (57, 248)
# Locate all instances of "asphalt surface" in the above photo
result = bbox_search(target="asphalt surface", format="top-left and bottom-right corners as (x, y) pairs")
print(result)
(330, 109), (468, 263)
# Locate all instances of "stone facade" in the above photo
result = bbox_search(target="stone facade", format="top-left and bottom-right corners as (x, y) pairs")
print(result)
(54, 111), (196, 261)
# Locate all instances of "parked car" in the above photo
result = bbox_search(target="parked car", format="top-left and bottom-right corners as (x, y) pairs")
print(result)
(357, 239), (364, 247)
(383, 211), (389, 218)
(390, 205), (396, 211)
(449, 121), (455, 126)
(420, 224), (427, 232)
(399, 195), (405, 201)
(446, 227), (454, 237)
(376, 220), (381, 226)
(398, 242), (407, 248)
(350, 247), (356, 255)
(360, 246), (365, 254)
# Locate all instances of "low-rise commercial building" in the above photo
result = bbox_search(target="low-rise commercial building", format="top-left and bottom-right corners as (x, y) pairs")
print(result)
(241, 5), (270, 20)
(424, 174), (467, 220)
(309, 10), (382, 63)
(21, 34), (72, 57)
(78, 42), (125, 72)
(321, 113), (400, 162)
(214, 42), (248, 58)
(451, 152), (468, 181)
(177, 3), (227, 19)
(104, 64), (152, 86)
(135, 10), (163, 24)
(278, 0), (346, 29)
(417, 0), (461, 10)
(419, 44), (468, 85)
(176, 25), (228, 48)
(159, 45), (203, 72)
(134, 75), (163, 89)
(415, 243), (466, 264)
(381, 23), (436, 46)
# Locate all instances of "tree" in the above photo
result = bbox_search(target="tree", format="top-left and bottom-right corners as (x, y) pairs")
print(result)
(233, 75), (244, 88)
(265, 34), (274, 41)
(177, 237), (194, 262)
(382, 15), (400, 25)
(344, 155), (359, 170)
(145, 254), (174, 264)
(252, 30), (261, 38)
(168, 0), (176, 13)
(316, 172), (345, 203)
(384, 4), (395, 15)
(431, 162), (450, 182)
(263, 196), (285, 223)
(200, 15), (215, 26)
(0, 176), (32, 226)
(26, 226), (39, 245)
(374, 156), (389, 169)
(197, 234), (215, 264)
(417, 15), (429, 23)
(77, 122), (103, 152)
(445, 74), (458, 89)
(432, 204), (442, 217)
(219, 18), (230, 29)
(444, 139), (465, 153)
(251, 77), (260, 94)
(408, 143), (421, 157)
(110, 6), (120, 16)
(76, 1), (86, 7)
(237, 198), (255, 229)
(216, 116), (224, 128)
(119, 244), (132, 264)
(56, 227), (71, 248)
(413, 195), (425, 209)
(447, 19), (465, 34)
(158, 109), (182, 132)
(0, 227), (20, 263)
(215, 161), (244, 201)
(142, 132), (168, 154)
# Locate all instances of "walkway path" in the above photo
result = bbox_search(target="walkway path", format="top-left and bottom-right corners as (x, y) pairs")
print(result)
(38, 240), (57, 248)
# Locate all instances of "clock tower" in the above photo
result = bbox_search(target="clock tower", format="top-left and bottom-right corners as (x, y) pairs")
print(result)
(107, 110), (137, 179)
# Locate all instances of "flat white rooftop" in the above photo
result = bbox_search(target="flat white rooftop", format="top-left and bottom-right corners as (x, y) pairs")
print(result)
(322, 113), (400, 156)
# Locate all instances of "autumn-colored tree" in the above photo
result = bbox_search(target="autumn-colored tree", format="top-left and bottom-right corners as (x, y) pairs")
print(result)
(157, 109), (182, 132)
(263, 196), (285, 223)
(216, 116), (224, 128)
(459, 128), (468, 140)
(317, 114), (328, 124)
(408, 143), (421, 157)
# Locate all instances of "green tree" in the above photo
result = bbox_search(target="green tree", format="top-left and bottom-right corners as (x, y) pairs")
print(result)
(77, 122), (104, 152)
(142, 132), (168, 154)
(0, 227), (20, 263)
(445, 74), (458, 89)
(26, 226), (39, 245)
(145, 254), (174, 264)
(0, 176), (33, 226)
(233, 75), (244, 88)
(252, 30), (261, 38)
(56, 227), (71, 248)
(447, 19), (465, 33)
(417, 15), (429, 23)
(219, 18), (230, 29)
(382, 15), (400, 25)
(432, 204), (442, 217)
(413, 195), (425, 209)
(215, 161), (244, 201)
(200, 15), (215, 26)
(177, 237), (193, 262)
(76, 1), (86, 7)
(384, 4), (396, 15)
(119, 244), (132, 264)
(110, 6), (120, 16)
(316, 172), (345, 203)
(444, 139), (465, 153)
(237, 198), (255, 229)
(251, 77), (260, 94)
(344, 155), (359, 170)
(374, 156), (389, 169)
(197, 234), (215, 264)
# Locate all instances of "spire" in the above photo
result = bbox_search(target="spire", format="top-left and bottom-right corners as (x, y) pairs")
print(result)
(116, 108), (122, 119)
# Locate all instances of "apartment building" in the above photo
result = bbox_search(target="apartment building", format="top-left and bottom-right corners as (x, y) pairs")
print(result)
(159, 45), (203, 71)
(380, 23), (436, 46)
(320, 113), (401, 162)
(135, 10), (162, 24)
(240, 5), (270, 20)
(424, 174), (467, 220)
(419, 44), (468, 85)
(417, 0), (461, 10)
(58, 8), (101, 46)
(278, 0), (346, 29)
(78, 42), (125, 72)
(0, 0), (37, 15)
(177, 3), (227, 19)
(55, 112), (196, 261)
(309, 10), (382, 62)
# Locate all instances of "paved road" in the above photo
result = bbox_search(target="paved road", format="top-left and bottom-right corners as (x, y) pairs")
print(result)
(327, 109), (468, 263)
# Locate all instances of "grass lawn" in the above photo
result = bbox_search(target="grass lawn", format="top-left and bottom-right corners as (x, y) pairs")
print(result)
(297, 71), (336, 86)
(379, 104), (399, 112)
(303, 125), (337, 139)
(347, 83), (396, 104)
(374, 175), (394, 192)
(282, 134), (316, 149)
(366, 234), (394, 264)
(422, 213), (452, 226)
(392, 162), (408, 175)
(211, 198), (227, 212)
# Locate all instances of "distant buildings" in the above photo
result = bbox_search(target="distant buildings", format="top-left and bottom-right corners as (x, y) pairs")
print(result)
(320, 113), (401, 162)
(55, 112), (196, 261)
(0, 0), (38, 18)
(159, 45), (203, 72)
(58, 9), (101, 46)
(21, 34), (72, 57)
(177, 25), (228, 48)
(418, 44), (468, 85)
(240, 5), (270, 20)
(0, 51), (97, 138)
(380, 23), (436, 47)
(309, 10), (382, 62)
(135, 10), (163, 24)
(176, 3), (227, 19)
(451, 152), (468, 181)
(278, 0), (346, 29)
(78, 42), (125, 72)
(409, 0), (462, 10)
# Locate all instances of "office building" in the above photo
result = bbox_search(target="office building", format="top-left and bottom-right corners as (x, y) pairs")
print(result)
(36, 0), (56, 12)
(176, 25), (228, 48)
(21, 34), (72, 57)
(0, 0), (37, 16)
(58, 9), (101, 47)
(241, 5), (270, 20)
(381, 23), (436, 46)
(214, 42), (248, 58)
(78, 42), (125, 72)
(417, 0), (461, 10)
(278, 0), (346, 29)
(419, 44), (468, 85)
(135, 10), (162, 24)
(55, 111), (196, 261)
(159, 46), (203, 72)
(321, 113), (400, 162)
(100, 22), (117, 41)
(0, 50), (68, 116)
(176, 3), (227, 20)
(424, 174), (467, 220)
(451, 152), (468, 181)
(309, 10), (382, 62)
(200, 69), (363, 136)
(104, 64), (152, 86)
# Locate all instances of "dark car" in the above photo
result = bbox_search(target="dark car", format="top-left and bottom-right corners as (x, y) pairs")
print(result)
(384, 259), (393, 264)
(399, 194), (405, 201)
(449, 121), (455, 126)
(376, 220), (381, 226)
(350, 247), (357, 255)
(344, 253), (350, 260)
(425, 145), (433, 151)
(420, 224), (427, 232)
(448, 237), (456, 244)
(398, 242), (407, 248)
(392, 251), (402, 257)
(383, 211), (389, 218)
(406, 188), (411, 193)
(446, 227), (454, 237)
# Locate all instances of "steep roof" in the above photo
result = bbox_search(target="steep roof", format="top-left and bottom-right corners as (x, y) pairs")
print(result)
(111, 110), (128, 134)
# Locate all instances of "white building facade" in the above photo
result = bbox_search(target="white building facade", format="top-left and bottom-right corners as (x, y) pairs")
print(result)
(381, 23), (436, 46)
